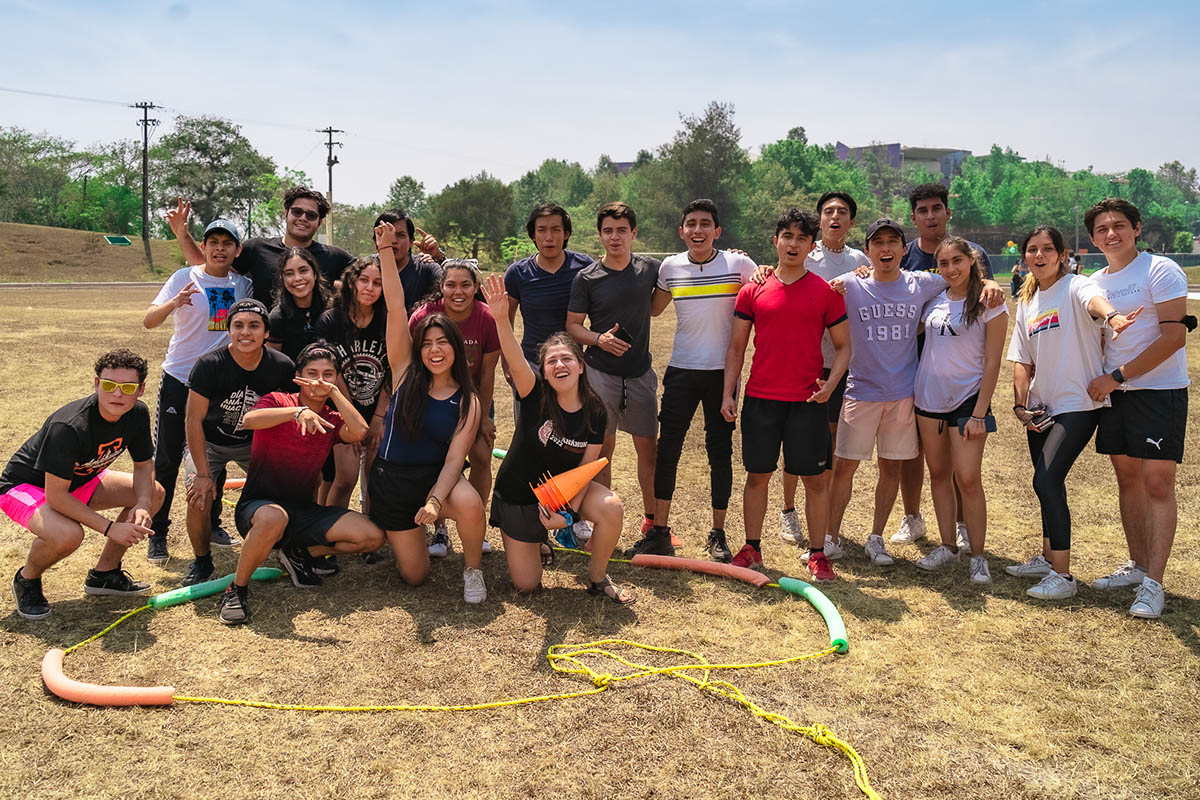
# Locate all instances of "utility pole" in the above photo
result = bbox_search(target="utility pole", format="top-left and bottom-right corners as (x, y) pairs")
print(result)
(318, 126), (343, 244)
(132, 101), (160, 267)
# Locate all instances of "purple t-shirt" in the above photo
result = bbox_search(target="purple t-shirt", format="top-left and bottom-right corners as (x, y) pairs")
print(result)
(841, 270), (947, 402)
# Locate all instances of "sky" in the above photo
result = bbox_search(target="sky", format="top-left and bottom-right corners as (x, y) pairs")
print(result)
(3, 0), (1199, 207)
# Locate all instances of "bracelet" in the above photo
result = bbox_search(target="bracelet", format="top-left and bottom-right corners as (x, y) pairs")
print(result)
(970, 415), (987, 422)
(595, 331), (602, 346)
(426, 495), (442, 509)
(103, 520), (113, 538)
(1012, 405), (1026, 411)
(194, 473), (211, 479)
(294, 407), (306, 421)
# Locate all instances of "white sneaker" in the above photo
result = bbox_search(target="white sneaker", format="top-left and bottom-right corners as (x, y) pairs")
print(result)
(970, 555), (992, 584)
(574, 520), (593, 542)
(463, 567), (487, 604)
(1026, 570), (1077, 600)
(890, 514), (927, 544)
(864, 534), (895, 566)
(915, 545), (959, 572)
(780, 509), (804, 546)
(1129, 578), (1164, 619)
(1005, 554), (1053, 578)
(802, 535), (844, 562)
(955, 522), (970, 553)
(428, 521), (450, 558)
(1090, 560), (1146, 590)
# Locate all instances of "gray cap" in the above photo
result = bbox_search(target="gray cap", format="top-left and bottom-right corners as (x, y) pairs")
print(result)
(203, 218), (242, 245)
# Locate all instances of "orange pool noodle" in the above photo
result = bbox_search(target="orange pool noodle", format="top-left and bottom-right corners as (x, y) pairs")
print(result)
(223, 477), (245, 490)
(531, 458), (608, 511)
(631, 554), (771, 588)
(41, 648), (175, 707)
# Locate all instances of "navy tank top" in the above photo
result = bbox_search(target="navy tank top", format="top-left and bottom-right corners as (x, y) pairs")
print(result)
(378, 387), (464, 466)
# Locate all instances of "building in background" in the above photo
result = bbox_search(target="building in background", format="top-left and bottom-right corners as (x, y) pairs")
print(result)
(835, 142), (971, 182)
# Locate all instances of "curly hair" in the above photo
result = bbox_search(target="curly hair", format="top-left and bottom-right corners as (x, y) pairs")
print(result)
(94, 348), (148, 383)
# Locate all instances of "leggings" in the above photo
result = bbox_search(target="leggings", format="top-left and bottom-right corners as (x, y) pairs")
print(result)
(1026, 409), (1098, 551)
(150, 372), (222, 539)
(654, 367), (733, 510)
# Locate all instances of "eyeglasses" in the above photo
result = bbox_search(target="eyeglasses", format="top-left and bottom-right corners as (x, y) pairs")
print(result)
(288, 207), (320, 221)
(98, 379), (140, 395)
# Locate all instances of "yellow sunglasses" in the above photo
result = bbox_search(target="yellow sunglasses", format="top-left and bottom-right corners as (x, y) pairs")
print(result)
(98, 379), (140, 395)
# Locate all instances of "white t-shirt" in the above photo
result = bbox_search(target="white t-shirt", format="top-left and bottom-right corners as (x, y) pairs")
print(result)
(807, 242), (871, 368)
(1090, 252), (1189, 391)
(1007, 274), (1107, 416)
(657, 250), (757, 370)
(914, 292), (1008, 413)
(152, 266), (254, 382)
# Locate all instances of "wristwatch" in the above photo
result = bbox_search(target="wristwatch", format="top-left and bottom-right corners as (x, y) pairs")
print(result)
(1111, 368), (1126, 384)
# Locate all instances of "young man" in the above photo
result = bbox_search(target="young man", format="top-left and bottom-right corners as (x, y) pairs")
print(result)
(1084, 198), (1189, 619)
(181, 299), (295, 586)
(144, 218), (253, 564)
(566, 202), (660, 536)
(722, 208), (849, 579)
(217, 342), (384, 624)
(372, 209), (445, 314)
(634, 199), (757, 559)
(3, 350), (165, 620)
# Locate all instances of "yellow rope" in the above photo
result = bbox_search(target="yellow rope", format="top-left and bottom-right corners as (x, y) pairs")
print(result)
(63, 604), (152, 655)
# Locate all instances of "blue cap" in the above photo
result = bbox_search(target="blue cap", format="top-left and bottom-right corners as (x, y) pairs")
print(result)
(203, 218), (242, 246)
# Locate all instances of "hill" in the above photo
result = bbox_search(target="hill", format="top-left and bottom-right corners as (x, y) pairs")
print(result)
(0, 222), (184, 282)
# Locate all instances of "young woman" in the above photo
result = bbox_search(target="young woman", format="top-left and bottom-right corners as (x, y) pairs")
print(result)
(1005, 225), (1140, 600)
(267, 247), (333, 362)
(481, 272), (633, 604)
(912, 237), (1008, 583)
(370, 221), (487, 603)
(410, 260), (501, 556)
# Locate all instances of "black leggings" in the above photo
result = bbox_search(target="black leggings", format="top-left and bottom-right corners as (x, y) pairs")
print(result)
(150, 372), (222, 539)
(654, 367), (733, 511)
(1026, 409), (1098, 551)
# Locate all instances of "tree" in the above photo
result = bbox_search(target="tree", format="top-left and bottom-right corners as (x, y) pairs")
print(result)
(0, 127), (74, 227)
(1157, 161), (1198, 203)
(386, 175), (427, 216)
(1172, 230), (1194, 253)
(424, 172), (513, 263)
(509, 159), (592, 231)
(330, 202), (384, 257)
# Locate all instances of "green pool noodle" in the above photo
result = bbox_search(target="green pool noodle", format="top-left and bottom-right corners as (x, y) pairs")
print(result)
(147, 567), (284, 609)
(492, 448), (507, 459)
(777, 577), (849, 653)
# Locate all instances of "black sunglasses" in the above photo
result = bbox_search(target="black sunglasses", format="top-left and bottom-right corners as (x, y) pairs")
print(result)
(288, 207), (320, 221)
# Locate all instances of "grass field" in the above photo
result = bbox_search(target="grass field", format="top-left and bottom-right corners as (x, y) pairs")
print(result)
(0, 222), (182, 282)
(1, 287), (1198, 800)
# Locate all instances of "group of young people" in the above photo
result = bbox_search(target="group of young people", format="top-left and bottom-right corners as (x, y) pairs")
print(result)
(3, 183), (1189, 625)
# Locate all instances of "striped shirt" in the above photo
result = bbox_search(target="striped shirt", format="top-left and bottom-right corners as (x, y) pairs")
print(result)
(657, 250), (757, 370)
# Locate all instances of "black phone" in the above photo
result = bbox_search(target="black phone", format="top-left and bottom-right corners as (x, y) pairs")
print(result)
(613, 326), (634, 345)
(957, 414), (998, 435)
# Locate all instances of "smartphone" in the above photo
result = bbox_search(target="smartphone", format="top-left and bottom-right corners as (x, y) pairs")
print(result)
(957, 414), (998, 435)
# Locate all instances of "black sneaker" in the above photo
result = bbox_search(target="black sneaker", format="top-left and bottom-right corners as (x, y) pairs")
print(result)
(278, 546), (322, 588)
(707, 529), (733, 563)
(84, 566), (151, 596)
(624, 527), (676, 558)
(12, 569), (51, 620)
(181, 557), (214, 587)
(218, 584), (250, 625)
(146, 534), (169, 565)
(312, 554), (339, 576)
(361, 548), (385, 565)
(209, 526), (235, 549)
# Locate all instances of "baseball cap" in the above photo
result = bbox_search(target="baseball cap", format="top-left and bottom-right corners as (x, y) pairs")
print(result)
(203, 218), (243, 245)
(864, 218), (907, 245)
(227, 298), (269, 329)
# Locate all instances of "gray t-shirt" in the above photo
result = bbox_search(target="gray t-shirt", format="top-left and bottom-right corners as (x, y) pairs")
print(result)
(568, 255), (661, 378)
(841, 270), (947, 402)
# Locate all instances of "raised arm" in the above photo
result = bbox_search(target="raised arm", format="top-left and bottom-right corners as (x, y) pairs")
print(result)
(376, 221), (413, 380)
(166, 197), (205, 266)
(482, 273), (536, 398)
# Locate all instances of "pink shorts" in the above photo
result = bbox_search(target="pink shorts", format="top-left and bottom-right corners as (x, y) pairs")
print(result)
(835, 398), (918, 461)
(0, 471), (106, 531)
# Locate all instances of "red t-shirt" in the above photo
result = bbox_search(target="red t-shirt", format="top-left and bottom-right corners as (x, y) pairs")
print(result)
(409, 300), (501, 389)
(733, 271), (847, 402)
(242, 392), (344, 504)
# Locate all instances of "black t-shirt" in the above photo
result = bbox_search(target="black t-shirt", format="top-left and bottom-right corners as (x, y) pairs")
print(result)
(901, 238), (994, 278)
(493, 382), (606, 506)
(187, 347), (296, 447)
(315, 308), (388, 417)
(567, 255), (660, 378)
(267, 305), (325, 363)
(0, 395), (153, 493)
(234, 237), (354, 306)
(396, 257), (443, 314)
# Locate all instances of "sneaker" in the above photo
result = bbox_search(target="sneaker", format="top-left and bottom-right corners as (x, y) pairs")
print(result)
(84, 566), (151, 596)
(209, 525), (235, 549)
(146, 534), (169, 565)
(970, 555), (992, 584)
(1129, 578), (1164, 619)
(218, 584), (250, 625)
(12, 569), (50, 620)
(181, 557), (214, 587)
(463, 567), (487, 604)
(706, 529), (733, 563)
(915, 545), (960, 572)
(1026, 570), (1077, 600)
(955, 522), (970, 553)
(625, 528), (675, 557)
(574, 520), (593, 542)
(780, 508), (804, 546)
(1091, 560), (1147, 590)
(731, 544), (764, 571)
(890, 514), (927, 544)
(802, 535), (844, 562)
(278, 547), (322, 588)
(428, 525), (450, 558)
(864, 534), (895, 566)
(481, 539), (493, 554)
(312, 555), (339, 576)
(806, 551), (836, 582)
(1005, 554), (1053, 578)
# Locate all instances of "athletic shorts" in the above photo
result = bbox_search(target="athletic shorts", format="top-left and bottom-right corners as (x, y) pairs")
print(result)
(234, 498), (349, 549)
(367, 458), (441, 531)
(741, 395), (831, 476)
(589, 367), (659, 438)
(488, 493), (549, 545)
(835, 397), (919, 461)
(915, 393), (991, 428)
(184, 442), (252, 489)
(0, 470), (106, 531)
(1096, 388), (1187, 463)
(821, 368), (848, 424)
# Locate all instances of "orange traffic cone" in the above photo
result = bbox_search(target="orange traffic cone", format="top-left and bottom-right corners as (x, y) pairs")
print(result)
(531, 457), (608, 511)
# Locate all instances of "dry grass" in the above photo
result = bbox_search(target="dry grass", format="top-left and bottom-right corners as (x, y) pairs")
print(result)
(0, 223), (181, 282)
(1, 287), (1198, 800)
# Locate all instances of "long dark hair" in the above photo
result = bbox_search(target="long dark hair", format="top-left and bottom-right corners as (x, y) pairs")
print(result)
(335, 255), (387, 327)
(395, 313), (475, 440)
(933, 236), (987, 326)
(272, 247), (332, 320)
(536, 332), (606, 439)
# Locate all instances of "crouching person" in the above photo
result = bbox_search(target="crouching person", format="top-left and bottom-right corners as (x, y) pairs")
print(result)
(218, 342), (384, 624)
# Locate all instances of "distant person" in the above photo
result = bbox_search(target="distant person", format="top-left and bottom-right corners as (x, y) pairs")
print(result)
(1011, 259), (1026, 296)
(3, 349), (164, 620)
(266, 247), (334, 362)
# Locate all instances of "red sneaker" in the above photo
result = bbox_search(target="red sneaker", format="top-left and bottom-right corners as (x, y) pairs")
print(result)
(730, 544), (764, 571)
(806, 551), (836, 582)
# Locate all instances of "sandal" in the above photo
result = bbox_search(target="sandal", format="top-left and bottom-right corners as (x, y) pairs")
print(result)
(587, 575), (635, 606)
(540, 542), (555, 567)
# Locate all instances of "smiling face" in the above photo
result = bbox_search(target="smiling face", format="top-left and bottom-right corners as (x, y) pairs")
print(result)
(94, 367), (144, 419)
(911, 197), (950, 240)
(1089, 210), (1141, 260)
(678, 210), (720, 260)
(228, 312), (267, 355)
(285, 197), (322, 242)
(935, 244), (973, 292)
(533, 214), (567, 260)
(819, 198), (854, 245)
(420, 324), (455, 375)
(354, 264), (383, 310)
(440, 266), (477, 317)
(281, 256), (315, 303)
(599, 216), (636, 263)
(866, 229), (905, 275)
(201, 231), (240, 270)
(1024, 231), (1065, 284)
(773, 224), (816, 270)
(541, 343), (583, 392)
(297, 358), (338, 403)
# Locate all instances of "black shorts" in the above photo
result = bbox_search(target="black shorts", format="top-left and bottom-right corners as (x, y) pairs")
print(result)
(915, 393), (991, 428)
(1096, 388), (1187, 463)
(234, 498), (349, 549)
(821, 368), (848, 424)
(367, 458), (442, 531)
(489, 493), (548, 545)
(741, 395), (831, 476)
